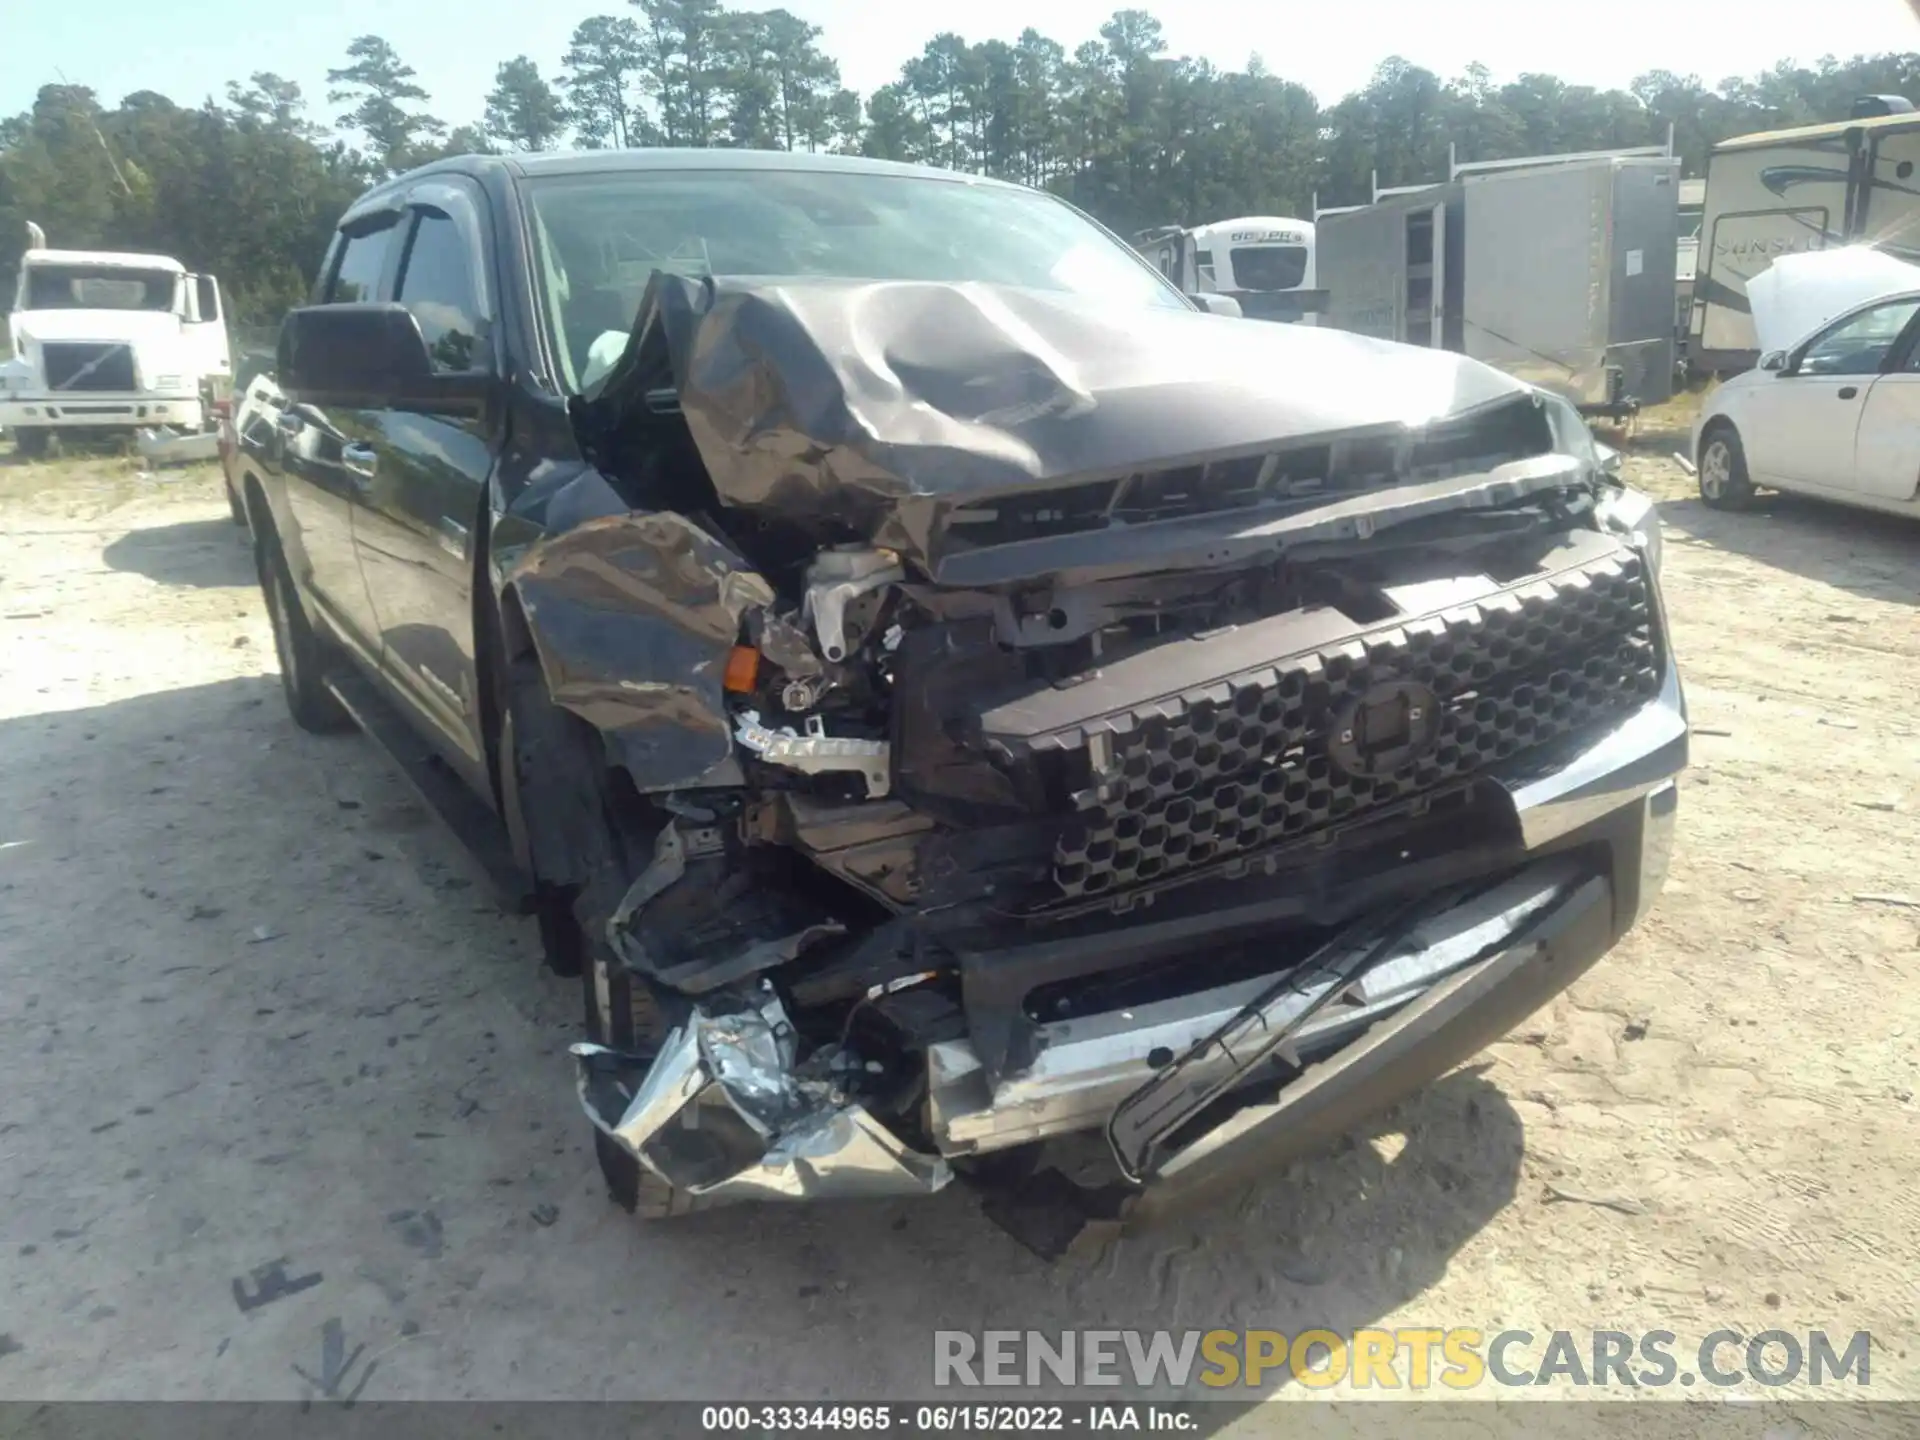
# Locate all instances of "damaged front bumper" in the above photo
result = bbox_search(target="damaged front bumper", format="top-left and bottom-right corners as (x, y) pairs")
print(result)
(574, 994), (952, 1203)
(572, 758), (1679, 1225)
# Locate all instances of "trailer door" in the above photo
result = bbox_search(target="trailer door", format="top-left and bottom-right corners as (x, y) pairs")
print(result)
(1404, 204), (1446, 347)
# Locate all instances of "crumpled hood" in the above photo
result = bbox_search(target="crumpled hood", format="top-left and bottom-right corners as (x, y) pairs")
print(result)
(10, 308), (184, 348)
(576, 273), (1537, 577)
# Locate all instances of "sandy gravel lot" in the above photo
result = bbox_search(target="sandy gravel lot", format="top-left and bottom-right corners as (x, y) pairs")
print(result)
(0, 445), (1915, 1418)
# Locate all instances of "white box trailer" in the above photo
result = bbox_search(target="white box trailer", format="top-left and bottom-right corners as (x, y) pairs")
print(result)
(1316, 150), (1681, 414)
(1692, 104), (1920, 372)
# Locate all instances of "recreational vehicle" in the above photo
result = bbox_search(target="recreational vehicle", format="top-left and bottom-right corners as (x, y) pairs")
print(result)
(1692, 98), (1920, 372)
(1134, 216), (1325, 321)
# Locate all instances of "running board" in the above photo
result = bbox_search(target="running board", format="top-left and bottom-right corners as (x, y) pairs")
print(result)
(323, 667), (537, 915)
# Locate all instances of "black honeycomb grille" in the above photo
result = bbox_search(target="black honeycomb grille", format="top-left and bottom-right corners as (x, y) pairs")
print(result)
(1053, 552), (1660, 900)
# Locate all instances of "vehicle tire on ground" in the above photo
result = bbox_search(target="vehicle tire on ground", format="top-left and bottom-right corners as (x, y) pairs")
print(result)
(490, 631), (704, 1219)
(254, 522), (352, 733)
(1697, 423), (1756, 511)
(13, 426), (53, 460)
(498, 651), (588, 979)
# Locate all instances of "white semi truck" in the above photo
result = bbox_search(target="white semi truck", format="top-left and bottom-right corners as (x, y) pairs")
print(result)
(0, 223), (231, 457)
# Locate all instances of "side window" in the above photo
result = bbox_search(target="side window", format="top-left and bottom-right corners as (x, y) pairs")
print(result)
(1799, 299), (1920, 377)
(395, 209), (484, 374)
(327, 220), (399, 304)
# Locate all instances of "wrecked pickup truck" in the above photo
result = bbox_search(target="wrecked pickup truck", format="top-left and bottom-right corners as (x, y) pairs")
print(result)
(236, 149), (1684, 1253)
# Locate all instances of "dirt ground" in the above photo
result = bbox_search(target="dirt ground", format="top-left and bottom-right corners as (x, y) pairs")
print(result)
(0, 444), (1916, 1416)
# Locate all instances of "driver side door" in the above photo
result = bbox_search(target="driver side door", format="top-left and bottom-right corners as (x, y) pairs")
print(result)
(1742, 297), (1920, 492)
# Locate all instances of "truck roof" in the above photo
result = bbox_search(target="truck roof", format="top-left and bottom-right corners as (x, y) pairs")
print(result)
(23, 248), (186, 273)
(354, 146), (1027, 213)
(1715, 110), (1920, 153)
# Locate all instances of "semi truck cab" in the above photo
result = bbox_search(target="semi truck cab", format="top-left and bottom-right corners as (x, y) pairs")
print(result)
(0, 240), (231, 457)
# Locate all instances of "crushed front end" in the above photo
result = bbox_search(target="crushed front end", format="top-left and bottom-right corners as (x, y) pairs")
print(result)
(523, 276), (1685, 1243)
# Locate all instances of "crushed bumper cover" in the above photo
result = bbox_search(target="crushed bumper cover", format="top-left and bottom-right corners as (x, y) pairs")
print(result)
(569, 662), (1680, 1233)
(572, 993), (952, 1205)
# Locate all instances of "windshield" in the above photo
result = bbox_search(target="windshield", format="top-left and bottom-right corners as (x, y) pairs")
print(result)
(23, 265), (177, 311)
(1230, 245), (1309, 291)
(525, 168), (1189, 391)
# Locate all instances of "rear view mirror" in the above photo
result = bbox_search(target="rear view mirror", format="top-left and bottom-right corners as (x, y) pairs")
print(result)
(279, 303), (433, 403)
(1193, 293), (1244, 318)
(194, 274), (222, 325)
(1760, 350), (1788, 373)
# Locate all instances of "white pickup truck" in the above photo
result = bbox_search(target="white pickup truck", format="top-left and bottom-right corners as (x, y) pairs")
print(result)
(0, 235), (231, 458)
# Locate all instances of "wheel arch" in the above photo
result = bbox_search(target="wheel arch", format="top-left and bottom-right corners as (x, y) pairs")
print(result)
(1696, 413), (1739, 468)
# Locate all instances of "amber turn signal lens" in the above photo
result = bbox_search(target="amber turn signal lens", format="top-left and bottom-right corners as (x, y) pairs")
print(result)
(723, 645), (761, 693)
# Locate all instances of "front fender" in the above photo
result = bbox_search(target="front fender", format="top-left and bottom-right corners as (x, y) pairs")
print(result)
(505, 504), (774, 793)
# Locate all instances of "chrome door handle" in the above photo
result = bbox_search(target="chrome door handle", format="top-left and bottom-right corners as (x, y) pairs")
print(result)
(1838, 386), (1859, 400)
(341, 442), (377, 480)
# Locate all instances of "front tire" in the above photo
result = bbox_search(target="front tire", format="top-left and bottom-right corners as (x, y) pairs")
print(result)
(1698, 424), (1756, 511)
(13, 427), (52, 460)
(255, 524), (351, 733)
(489, 635), (701, 1219)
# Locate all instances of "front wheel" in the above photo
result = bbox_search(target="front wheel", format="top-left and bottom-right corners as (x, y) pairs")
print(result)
(13, 426), (52, 460)
(491, 636), (703, 1218)
(1698, 425), (1756, 511)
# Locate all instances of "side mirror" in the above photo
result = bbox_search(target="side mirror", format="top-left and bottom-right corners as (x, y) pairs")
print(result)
(1193, 293), (1244, 319)
(1760, 350), (1788, 373)
(194, 274), (222, 325)
(279, 303), (434, 404)
(1594, 440), (1623, 480)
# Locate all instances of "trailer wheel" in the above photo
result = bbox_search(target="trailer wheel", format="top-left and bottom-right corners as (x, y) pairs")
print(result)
(1697, 424), (1755, 511)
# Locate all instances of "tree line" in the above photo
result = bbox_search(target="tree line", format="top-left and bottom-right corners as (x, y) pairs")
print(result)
(4, 0), (1917, 327)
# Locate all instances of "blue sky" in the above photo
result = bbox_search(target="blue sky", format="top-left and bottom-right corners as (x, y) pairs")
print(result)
(5, 0), (1916, 137)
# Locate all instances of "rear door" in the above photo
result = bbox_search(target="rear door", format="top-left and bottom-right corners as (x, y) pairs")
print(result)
(1741, 296), (1920, 490)
(279, 214), (400, 661)
(349, 187), (498, 780)
(1850, 316), (1920, 501)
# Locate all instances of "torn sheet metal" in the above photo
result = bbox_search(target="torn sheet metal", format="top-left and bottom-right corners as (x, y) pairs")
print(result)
(1747, 245), (1920, 355)
(606, 814), (849, 994)
(735, 710), (891, 798)
(575, 272), (1533, 571)
(507, 506), (774, 792)
(572, 993), (950, 1203)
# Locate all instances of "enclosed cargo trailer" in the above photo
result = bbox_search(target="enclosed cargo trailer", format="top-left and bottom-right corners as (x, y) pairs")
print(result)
(1317, 152), (1681, 414)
